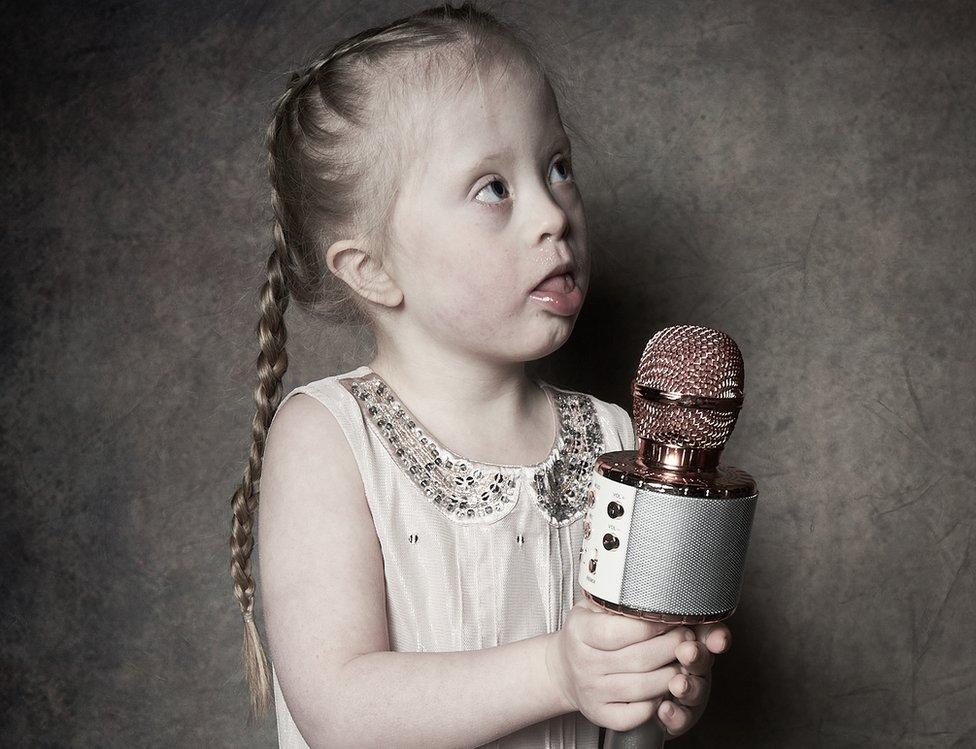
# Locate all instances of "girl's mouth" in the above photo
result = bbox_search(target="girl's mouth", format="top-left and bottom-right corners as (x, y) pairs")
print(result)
(528, 273), (583, 316)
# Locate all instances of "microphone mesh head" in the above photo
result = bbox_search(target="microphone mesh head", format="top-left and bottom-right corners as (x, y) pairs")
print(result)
(633, 325), (744, 449)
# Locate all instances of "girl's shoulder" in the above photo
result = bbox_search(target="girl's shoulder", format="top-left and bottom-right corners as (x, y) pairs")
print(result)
(539, 379), (636, 453)
(286, 364), (373, 400)
(268, 365), (372, 433)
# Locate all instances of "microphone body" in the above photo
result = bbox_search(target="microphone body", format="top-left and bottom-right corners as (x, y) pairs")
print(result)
(578, 325), (759, 748)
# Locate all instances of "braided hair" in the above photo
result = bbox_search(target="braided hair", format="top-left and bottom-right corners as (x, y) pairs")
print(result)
(228, 1), (570, 722)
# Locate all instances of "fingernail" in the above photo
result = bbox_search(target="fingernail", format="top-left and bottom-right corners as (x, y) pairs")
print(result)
(662, 702), (674, 717)
(683, 628), (695, 641)
(675, 676), (687, 695)
(718, 634), (729, 651)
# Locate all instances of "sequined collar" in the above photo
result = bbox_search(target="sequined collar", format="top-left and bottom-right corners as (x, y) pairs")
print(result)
(339, 369), (605, 527)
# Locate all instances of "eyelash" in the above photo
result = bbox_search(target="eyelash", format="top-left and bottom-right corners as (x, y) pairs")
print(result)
(473, 156), (574, 209)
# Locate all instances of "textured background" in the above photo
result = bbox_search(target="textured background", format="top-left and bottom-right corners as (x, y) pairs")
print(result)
(3, 0), (974, 746)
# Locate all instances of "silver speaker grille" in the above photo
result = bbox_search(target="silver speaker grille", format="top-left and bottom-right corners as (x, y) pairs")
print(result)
(620, 488), (757, 616)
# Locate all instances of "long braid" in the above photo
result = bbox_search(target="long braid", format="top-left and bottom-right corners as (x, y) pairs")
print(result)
(229, 30), (392, 721)
(228, 63), (327, 722)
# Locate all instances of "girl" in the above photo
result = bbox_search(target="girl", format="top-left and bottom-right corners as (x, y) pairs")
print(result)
(228, 3), (731, 747)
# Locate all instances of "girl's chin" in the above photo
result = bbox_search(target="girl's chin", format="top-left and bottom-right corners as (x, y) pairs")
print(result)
(524, 318), (580, 359)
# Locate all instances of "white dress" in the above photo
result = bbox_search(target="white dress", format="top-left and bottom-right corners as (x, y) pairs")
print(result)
(267, 365), (636, 748)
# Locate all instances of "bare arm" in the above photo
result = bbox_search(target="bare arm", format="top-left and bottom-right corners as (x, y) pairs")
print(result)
(330, 632), (567, 748)
(258, 394), (572, 748)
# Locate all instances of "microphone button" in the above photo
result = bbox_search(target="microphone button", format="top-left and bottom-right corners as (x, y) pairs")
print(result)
(602, 533), (619, 551)
(588, 558), (598, 573)
(607, 501), (624, 519)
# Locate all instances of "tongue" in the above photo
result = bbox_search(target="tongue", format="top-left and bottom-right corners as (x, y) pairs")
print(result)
(535, 273), (571, 292)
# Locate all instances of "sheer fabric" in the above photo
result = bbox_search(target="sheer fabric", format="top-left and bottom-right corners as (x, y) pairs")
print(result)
(267, 365), (636, 748)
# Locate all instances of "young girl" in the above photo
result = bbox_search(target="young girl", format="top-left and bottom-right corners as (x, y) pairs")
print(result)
(228, 4), (731, 747)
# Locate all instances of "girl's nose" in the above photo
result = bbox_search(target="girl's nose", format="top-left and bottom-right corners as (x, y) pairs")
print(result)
(533, 189), (570, 247)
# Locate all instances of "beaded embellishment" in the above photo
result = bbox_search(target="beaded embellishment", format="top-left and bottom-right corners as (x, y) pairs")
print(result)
(340, 373), (605, 527)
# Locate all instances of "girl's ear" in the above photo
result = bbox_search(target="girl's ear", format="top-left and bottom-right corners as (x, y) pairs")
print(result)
(326, 238), (404, 308)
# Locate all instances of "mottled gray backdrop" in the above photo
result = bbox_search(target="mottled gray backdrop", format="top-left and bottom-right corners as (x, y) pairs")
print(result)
(3, 0), (974, 746)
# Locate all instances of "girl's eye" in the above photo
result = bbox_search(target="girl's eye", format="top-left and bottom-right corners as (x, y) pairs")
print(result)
(473, 156), (574, 206)
(475, 178), (509, 205)
(550, 157), (573, 184)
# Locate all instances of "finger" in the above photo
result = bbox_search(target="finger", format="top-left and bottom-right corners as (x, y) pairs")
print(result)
(668, 673), (710, 707)
(600, 663), (683, 703)
(694, 621), (731, 654)
(658, 699), (695, 738)
(601, 697), (661, 735)
(675, 639), (714, 676)
(582, 609), (676, 651)
(604, 626), (695, 673)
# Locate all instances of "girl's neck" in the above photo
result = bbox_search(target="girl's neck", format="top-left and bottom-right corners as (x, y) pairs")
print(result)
(366, 344), (555, 467)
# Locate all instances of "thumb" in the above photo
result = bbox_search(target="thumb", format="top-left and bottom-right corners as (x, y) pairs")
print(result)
(578, 592), (608, 614)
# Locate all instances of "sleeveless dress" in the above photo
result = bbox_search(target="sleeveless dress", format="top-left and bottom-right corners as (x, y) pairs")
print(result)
(267, 365), (636, 748)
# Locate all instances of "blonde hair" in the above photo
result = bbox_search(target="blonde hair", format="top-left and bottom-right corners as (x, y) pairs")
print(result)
(228, 1), (579, 722)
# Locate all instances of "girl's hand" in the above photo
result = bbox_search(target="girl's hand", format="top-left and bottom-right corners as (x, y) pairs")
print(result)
(547, 596), (705, 733)
(657, 621), (732, 740)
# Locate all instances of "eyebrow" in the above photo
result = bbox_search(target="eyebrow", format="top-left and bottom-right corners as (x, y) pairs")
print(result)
(465, 147), (513, 173)
(462, 133), (572, 176)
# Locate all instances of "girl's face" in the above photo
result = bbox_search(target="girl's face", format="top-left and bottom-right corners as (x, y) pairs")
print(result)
(384, 61), (589, 365)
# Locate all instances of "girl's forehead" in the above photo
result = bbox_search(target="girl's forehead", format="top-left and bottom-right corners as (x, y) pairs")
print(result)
(409, 66), (560, 165)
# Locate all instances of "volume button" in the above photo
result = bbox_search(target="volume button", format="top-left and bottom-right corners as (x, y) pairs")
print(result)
(607, 501), (624, 518)
(602, 533), (620, 550)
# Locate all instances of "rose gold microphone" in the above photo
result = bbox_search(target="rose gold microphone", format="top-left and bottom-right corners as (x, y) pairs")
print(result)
(579, 325), (759, 748)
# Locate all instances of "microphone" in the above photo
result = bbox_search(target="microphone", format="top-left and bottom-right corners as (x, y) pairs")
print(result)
(578, 325), (759, 748)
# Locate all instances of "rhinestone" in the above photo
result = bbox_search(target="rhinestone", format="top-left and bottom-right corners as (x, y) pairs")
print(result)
(340, 374), (604, 526)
